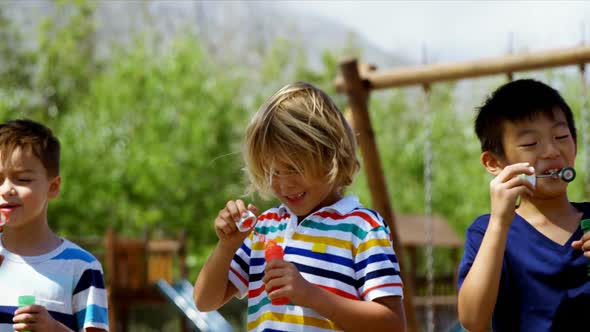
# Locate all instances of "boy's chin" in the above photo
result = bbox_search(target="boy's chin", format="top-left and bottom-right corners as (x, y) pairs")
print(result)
(282, 204), (311, 218)
(289, 207), (311, 217)
(531, 185), (568, 200)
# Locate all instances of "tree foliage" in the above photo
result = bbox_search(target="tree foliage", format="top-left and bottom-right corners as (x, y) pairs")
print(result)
(1, 1), (589, 280)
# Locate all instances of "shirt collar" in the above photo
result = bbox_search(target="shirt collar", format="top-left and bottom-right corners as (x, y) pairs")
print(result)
(277, 195), (361, 217)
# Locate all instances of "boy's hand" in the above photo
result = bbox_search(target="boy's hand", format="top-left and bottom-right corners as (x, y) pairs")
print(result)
(490, 163), (535, 226)
(263, 259), (315, 307)
(13, 304), (60, 331)
(572, 232), (590, 258)
(214, 200), (259, 249)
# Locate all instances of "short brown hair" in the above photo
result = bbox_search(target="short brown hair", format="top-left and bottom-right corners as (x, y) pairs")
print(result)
(244, 82), (359, 198)
(0, 119), (60, 177)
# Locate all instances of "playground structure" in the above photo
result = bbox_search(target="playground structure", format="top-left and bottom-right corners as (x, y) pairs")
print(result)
(336, 45), (590, 332)
(77, 229), (232, 332)
(397, 215), (462, 304)
(69, 45), (590, 332)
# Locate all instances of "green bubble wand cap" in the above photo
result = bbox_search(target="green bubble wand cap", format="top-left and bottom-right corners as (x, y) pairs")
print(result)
(18, 295), (35, 307)
(580, 219), (590, 277)
(17, 295), (35, 332)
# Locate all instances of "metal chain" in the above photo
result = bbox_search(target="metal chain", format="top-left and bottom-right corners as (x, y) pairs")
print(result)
(579, 24), (590, 198)
(423, 84), (435, 332)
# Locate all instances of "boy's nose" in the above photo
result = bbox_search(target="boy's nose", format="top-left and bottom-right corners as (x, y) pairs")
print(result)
(541, 142), (560, 159)
(0, 182), (15, 198)
(274, 177), (296, 192)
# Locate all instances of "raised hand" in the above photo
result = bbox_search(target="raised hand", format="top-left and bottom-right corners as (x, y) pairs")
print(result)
(572, 231), (590, 258)
(489, 162), (535, 225)
(13, 304), (60, 332)
(214, 199), (259, 250)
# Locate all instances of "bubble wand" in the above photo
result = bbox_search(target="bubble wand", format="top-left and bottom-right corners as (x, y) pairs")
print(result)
(18, 295), (36, 332)
(519, 166), (576, 187)
(534, 167), (576, 182)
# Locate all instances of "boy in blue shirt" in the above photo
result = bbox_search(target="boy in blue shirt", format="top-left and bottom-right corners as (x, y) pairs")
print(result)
(0, 119), (108, 332)
(457, 79), (590, 331)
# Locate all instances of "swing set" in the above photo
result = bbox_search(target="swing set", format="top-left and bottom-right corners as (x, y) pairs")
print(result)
(336, 44), (590, 332)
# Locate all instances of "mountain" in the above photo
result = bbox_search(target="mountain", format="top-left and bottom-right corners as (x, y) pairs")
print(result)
(3, 0), (407, 70)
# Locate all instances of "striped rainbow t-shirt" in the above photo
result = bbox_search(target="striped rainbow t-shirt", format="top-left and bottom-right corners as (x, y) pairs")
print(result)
(229, 195), (403, 332)
(0, 237), (109, 332)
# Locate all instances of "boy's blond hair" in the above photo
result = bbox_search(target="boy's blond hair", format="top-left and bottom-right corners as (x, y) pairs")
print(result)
(244, 82), (359, 198)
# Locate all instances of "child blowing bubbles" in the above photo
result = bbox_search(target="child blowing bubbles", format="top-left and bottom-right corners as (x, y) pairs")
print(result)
(0, 119), (108, 332)
(458, 79), (590, 331)
(193, 82), (406, 332)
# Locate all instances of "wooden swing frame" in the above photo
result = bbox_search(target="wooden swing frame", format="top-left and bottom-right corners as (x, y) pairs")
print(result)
(336, 44), (590, 332)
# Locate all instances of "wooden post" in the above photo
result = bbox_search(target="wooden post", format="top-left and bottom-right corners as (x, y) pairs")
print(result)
(336, 45), (590, 90)
(105, 228), (117, 332)
(340, 58), (419, 332)
(179, 231), (188, 279)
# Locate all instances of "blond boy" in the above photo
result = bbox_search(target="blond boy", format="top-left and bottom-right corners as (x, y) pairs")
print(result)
(194, 82), (406, 332)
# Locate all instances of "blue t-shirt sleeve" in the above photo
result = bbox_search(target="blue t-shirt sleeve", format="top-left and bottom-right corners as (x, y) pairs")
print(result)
(73, 260), (109, 331)
(457, 215), (489, 290)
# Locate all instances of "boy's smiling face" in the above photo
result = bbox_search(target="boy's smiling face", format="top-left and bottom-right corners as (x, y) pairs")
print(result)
(498, 107), (576, 198)
(270, 168), (341, 221)
(0, 147), (60, 230)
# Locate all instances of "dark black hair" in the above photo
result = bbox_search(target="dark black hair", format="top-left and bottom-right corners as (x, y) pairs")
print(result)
(474, 79), (576, 157)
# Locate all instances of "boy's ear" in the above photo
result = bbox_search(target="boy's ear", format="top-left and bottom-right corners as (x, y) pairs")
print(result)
(481, 151), (504, 176)
(48, 175), (61, 199)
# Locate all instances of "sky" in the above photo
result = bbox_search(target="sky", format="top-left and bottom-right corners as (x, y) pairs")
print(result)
(287, 1), (590, 63)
